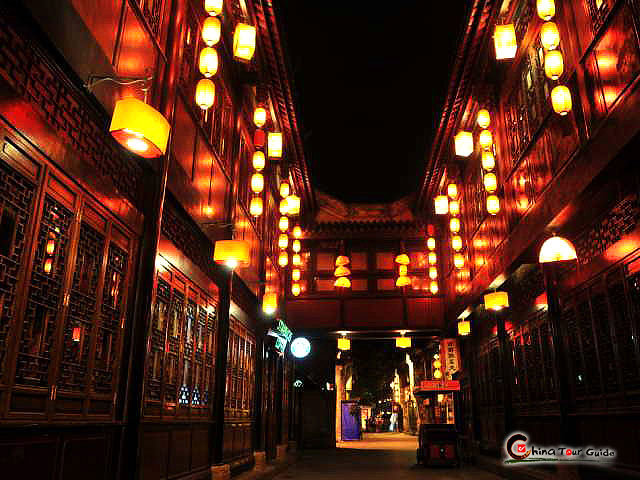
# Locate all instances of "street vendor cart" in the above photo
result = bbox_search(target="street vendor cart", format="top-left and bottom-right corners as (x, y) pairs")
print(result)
(414, 379), (461, 467)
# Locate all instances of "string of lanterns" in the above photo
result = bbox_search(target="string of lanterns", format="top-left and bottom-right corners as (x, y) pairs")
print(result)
(477, 108), (501, 216)
(426, 233), (439, 295)
(395, 253), (411, 287)
(195, 1), (222, 114)
(334, 255), (351, 289)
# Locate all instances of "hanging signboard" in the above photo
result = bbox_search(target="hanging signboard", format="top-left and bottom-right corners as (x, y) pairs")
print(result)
(267, 319), (293, 354)
(416, 380), (461, 392)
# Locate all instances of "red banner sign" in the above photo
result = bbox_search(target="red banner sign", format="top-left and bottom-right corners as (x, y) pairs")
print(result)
(417, 380), (460, 391)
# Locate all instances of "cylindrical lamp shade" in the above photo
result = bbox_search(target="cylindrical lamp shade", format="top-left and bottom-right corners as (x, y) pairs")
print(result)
(280, 182), (290, 198)
(454, 131), (474, 157)
(279, 198), (289, 215)
(539, 236), (577, 263)
(335, 255), (350, 266)
(278, 216), (289, 232)
(484, 173), (498, 193)
(396, 337), (411, 349)
(484, 291), (509, 311)
(477, 109), (491, 129)
(233, 23), (256, 61)
(537, 0), (555, 20)
(278, 252), (288, 267)
(449, 200), (460, 216)
(482, 151), (496, 171)
(287, 195), (301, 215)
(435, 195), (449, 215)
(292, 269), (301, 282)
(249, 196), (263, 217)
(334, 265), (351, 277)
(214, 240), (250, 269)
(551, 85), (572, 115)
(205, 0), (223, 16)
(252, 151), (265, 171)
(291, 283), (301, 297)
(494, 24), (517, 60)
(334, 277), (351, 288)
(427, 237), (436, 250)
(195, 78), (216, 110)
(545, 50), (564, 80)
(292, 226), (302, 238)
(278, 233), (289, 250)
(458, 320), (471, 336)
(109, 98), (171, 158)
(262, 292), (277, 315)
(428, 252), (437, 265)
(267, 132), (283, 158)
(395, 254), (410, 265)
(398, 265), (408, 276)
(487, 195), (501, 215)
(454, 253), (465, 269)
(479, 130), (493, 150)
(450, 217), (461, 233)
(396, 276), (411, 287)
(337, 337), (351, 350)
(429, 267), (438, 280)
(292, 239), (301, 253)
(451, 235), (463, 251)
(447, 183), (458, 199)
(199, 47), (219, 77)
(253, 107), (267, 128)
(540, 22), (560, 50)
(430, 281), (439, 295)
(292, 254), (302, 266)
(202, 17), (221, 46)
(251, 173), (264, 193)
(433, 369), (443, 379)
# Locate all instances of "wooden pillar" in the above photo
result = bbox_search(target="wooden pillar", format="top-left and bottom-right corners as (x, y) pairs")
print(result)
(495, 311), (514, 435)
(118, 0), (183, 477)
(212, 270), (233, 465)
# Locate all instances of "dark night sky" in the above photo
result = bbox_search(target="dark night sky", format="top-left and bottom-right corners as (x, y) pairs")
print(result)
(277, 1), (470, 203)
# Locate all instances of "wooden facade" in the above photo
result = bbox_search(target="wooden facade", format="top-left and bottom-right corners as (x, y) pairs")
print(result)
(0, 1), (303, 479)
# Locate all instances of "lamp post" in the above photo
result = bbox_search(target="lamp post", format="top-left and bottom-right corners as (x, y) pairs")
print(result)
(484, 291), (513, 435)
(539, 236), (577, 445)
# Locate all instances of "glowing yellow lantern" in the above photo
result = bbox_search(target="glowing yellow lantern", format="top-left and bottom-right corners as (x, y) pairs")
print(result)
(398, 265), (408, 276)
(202, 17), (222, 46)
(195, 78), (215, 110)
(253, 107), (267, 128)
(233, 23), (256, 62)
(278, 233), (289, 250)
(430, 281), (439, 295)
(396, 336), (411, 349)
(427, 237), (436, 250)
(262, 292), (277, 315)
(336, 255), (350, 266)
(454, 131), (474, 157)
(292, 225), (302, 238)
(334, 265), (351, 277)
(449, 200), (460, 216)
(280, 182), (290, 198)
(458, 320), (471, 336)
(292, 254), (302, 266)
(213, 239), (250, 269)
(539, 236), (577, 263)
(335, 277), (351, 289)
(396, 276), (411, 287)
(279, 198), (289, 215)
(435, 195), (449, 215)
(292, 269), (301, 282)
(481, 151), (496, 171)
(545, 50), (564, 80)
(249, 196), (263, 217)
(291, 283), (301, 297)
(433, 360), (442, 369)
(451, 235), (463, 251)
(251, 172), (264, 193)
(278, 251), (288, 267)
(551, 85), (572, 115)
(205, 0), (223, 16)
(454, 253), (465, 269)
(199, 47), (219, 77)
(540, 22), (560, 51)
(477, 109), (491, 129)
(537, 0), (555, 20)
(287, 195), (301, 215)
(292, 239), (301, 253)
(252, 151), (265, 171)
(109, 98), (171, 158)
(487, 195), (501, 215)
(447, 183), (458, 199)
(449, 217), (461, 233)
(278, 216), (289, 232)
(428, 252), (437, 265)
(395, 254), (410, 265)
(433, 369), (443, 379)
(429, 267), (438, 280)
(484, 172), (498, 193)
(267, 132), (283, 158)
(484, 291), (509, 311)
(338, 337), (351, 350)
(479, 130), (493, 150)
(494, 24), (517, 60)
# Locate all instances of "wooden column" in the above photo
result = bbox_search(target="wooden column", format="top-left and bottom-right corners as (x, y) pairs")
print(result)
(495, 311), (514, 435)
